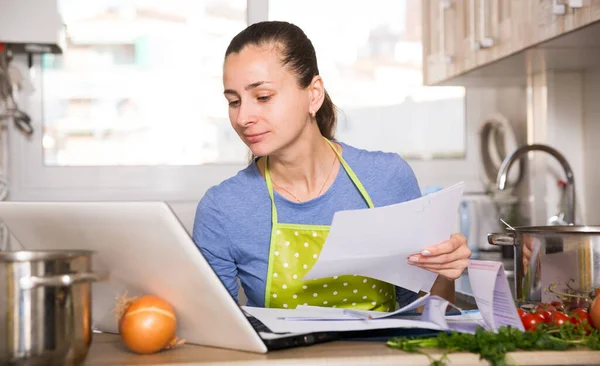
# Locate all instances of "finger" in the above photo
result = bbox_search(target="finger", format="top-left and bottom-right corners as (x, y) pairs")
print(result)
(413, 263), (468, 280)
(408, 245), (471, 265)
(411, 259), (469, 271)
(420, 233), (466, 257)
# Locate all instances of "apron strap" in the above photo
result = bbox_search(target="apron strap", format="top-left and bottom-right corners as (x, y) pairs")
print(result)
(265, 137), (376, 225)
(323, 138), (375, 209)
(264, 156), (278, 226)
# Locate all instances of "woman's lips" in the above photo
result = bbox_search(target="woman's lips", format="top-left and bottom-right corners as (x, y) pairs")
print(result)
(245, 132), (269, 144)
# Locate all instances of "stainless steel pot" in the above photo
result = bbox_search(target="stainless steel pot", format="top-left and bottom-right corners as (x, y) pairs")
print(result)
(488, 225), (600, 304)
(0, 250), (104, 366)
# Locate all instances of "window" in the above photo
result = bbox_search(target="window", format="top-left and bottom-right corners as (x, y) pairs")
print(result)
(268, 0), (465, 160)
(41, 0), (248, 166)
(11, 0), (478, 202)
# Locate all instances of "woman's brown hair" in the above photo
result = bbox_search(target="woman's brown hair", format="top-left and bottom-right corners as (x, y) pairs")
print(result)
(225, 21), (337, 140)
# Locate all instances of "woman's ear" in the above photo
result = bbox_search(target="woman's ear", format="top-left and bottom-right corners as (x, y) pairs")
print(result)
(308, 75), (325, 115)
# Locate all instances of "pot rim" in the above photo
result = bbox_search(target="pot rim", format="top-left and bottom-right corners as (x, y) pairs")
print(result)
(0, 250), (96, 262)
(511, 225), (600, 233)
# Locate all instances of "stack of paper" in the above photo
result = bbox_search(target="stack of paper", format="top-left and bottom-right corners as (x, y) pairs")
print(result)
(244, 260), (524, 334)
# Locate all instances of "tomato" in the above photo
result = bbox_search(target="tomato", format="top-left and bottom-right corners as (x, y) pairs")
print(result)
(522, 313), (545, 331)
(551, 311), (571, 326)
(517, 309), (528, 318)
(570, 308), (593, 334)
(535, 304), (555, 323)
(550, 301), (565, 312)
(570, 308), (590, 325)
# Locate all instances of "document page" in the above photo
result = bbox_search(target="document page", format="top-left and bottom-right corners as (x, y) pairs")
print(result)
(303, 182), (464, 293)
(467, 260), (524, 332)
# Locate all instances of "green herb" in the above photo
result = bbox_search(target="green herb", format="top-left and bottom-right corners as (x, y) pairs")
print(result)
(387, 324), (600, 366)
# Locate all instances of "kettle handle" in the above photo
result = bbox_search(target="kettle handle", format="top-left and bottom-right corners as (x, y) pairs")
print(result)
(487, 232), (516, 246)
(19, 272), (108, 290)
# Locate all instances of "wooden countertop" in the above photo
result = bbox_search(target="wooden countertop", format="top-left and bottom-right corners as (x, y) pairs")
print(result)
(84, 333), (600, 366)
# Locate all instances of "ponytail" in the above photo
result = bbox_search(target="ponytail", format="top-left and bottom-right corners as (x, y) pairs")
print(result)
(316, 90), (337, 140)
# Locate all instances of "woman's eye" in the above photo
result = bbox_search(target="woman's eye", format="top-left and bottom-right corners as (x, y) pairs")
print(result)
(257, 95), (271, 102)
(228, 100), (240, 107)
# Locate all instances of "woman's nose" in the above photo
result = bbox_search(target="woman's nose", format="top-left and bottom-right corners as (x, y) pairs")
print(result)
(235, 101), (257, 127)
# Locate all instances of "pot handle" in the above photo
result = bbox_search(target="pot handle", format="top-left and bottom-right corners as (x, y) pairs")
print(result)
(20, 272), (108, 290)
(487, 232), (516, 246)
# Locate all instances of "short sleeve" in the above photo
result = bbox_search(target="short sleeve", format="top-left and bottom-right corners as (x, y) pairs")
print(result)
(192, 190), (239, 302)
(392, 153), (422, 201)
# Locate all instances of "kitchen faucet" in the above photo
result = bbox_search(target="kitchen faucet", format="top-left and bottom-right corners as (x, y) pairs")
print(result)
(496, 144), (576, 225)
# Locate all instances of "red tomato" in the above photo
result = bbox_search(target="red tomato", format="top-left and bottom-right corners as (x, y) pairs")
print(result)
(517, 309), (528, 318)
(551, 311), (571, 326)
(550, 301), (565, 312)
(522, 313), (545, 331)
(570, 308), (593, 334)
(536, 304), (555, 323)
(570, 308), (590, 324)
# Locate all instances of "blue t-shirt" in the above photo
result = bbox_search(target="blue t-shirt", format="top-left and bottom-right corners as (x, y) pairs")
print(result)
(193, 141), (422, 308)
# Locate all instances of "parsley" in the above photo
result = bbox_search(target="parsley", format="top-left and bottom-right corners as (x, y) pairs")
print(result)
(387, 324), (600, 366)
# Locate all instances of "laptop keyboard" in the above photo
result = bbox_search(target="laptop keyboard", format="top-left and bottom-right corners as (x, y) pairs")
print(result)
(247, 314), (271, 333)
(245, 314), (294, 335)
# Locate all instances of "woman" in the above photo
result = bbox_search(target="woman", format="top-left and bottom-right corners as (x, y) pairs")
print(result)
(193, 21), (470, 311)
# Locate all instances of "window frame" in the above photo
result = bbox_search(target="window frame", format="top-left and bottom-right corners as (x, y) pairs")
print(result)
(7, 0), (486, 202)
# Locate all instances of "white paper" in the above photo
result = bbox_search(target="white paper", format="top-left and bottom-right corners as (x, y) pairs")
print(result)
(244, 295), (480, 334)
(279, 294), (433, 321)
(242, 297), (448, 334)
(303, 182), (464, 293)
(467, 260), (524, 332)
(244, 305), (445, 333)
(244, 259), (522, 336)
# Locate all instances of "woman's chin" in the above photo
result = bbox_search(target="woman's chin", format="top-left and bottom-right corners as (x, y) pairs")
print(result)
(247, 142), (273, 157)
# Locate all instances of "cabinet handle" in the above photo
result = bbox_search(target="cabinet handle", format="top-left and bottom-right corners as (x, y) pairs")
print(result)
(471, 0), (494, 49)
(478, 0), (494, 48)
(553, 0), (583, 15)
(553, 0), (566, 14)
(469, 0), (494, 50)
(439, 1), (452, 64)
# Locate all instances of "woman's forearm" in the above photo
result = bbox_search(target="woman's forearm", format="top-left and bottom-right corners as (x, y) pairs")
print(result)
(429, 276), (455, 304)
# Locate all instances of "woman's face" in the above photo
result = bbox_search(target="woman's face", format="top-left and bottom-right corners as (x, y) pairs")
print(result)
(223, 44), (313, 157)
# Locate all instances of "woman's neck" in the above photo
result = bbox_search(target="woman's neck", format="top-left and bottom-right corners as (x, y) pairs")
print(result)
(259, 134), (341, 202)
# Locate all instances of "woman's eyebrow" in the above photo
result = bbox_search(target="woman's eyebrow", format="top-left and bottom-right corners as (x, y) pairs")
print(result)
(224, 81), (273, 95)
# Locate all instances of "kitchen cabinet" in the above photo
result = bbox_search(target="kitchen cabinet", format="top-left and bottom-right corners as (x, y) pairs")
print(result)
(529, 0), (600, 45)
(422, 0), (463, 85)
(423, 0), (527, 85)
(461, 0), (529, 78)
(422, 0), (600, 86)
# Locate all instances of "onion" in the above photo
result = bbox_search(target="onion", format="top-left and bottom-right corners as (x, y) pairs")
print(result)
(591, 296), (600, 330)
(116, 294), (184, 354)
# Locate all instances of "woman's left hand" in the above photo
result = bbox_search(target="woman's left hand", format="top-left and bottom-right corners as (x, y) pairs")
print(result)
(407, 233), (471, 280)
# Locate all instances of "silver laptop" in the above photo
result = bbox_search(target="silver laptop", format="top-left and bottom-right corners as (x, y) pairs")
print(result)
(0, 201), (346, 353)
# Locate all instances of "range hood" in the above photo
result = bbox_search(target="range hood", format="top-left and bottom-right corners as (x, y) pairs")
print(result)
(0, 0), (65, 54)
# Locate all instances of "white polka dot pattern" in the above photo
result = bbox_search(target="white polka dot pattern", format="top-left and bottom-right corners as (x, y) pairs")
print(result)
(266, 226), (396, 312)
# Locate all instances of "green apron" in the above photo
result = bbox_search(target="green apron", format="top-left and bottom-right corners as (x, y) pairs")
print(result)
(263, 139), (396, 311)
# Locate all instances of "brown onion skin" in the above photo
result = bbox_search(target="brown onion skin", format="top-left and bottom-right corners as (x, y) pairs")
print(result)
(590, 296), (600, 330)
(119, 295), (177, 354)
